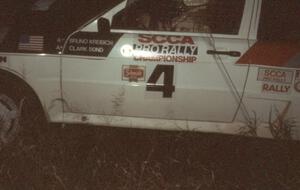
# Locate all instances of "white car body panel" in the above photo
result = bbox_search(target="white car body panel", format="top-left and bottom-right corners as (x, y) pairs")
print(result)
(1, 0), (300, 139)
(0, 53), (62, 120)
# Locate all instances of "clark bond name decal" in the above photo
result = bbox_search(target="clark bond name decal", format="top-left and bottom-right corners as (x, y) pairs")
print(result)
(59, 32), (122, 57)
(133, 35), (198, 63)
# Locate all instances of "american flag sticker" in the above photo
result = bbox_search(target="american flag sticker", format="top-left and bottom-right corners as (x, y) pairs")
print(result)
(18, 35), (44, 52)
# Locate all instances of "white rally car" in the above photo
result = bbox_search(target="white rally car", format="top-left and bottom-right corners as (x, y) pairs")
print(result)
(0, 0), (300, 145)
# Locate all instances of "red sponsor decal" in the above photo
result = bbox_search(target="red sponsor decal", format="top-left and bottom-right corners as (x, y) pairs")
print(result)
(262, 83), (291, 94)
(138, 34), (194, 45)
(122, 65), (145, 82)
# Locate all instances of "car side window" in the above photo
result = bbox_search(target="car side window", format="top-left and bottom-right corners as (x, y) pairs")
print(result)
(0, 27), (9, 44)
(111, 0), (245, 35)
(258, 0), (300, 40)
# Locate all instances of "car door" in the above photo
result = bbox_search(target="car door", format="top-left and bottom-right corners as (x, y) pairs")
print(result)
(61, 0), (254, 124)
(237, 0), (300, 130)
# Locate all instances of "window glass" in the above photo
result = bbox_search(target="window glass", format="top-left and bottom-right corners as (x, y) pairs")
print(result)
(32, 0), (57, 11)
(0, 0), (123, 36)
(112, 0), (245, 34)
(0, 0), (122, 52)
(0, 26), (9, 43)
(258, 0), (300, 40)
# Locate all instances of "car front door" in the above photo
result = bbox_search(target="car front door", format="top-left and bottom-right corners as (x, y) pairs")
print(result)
(61, 0), (254, 125)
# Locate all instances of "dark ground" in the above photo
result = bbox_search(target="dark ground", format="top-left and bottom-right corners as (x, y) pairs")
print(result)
(0, 124), (299, 190)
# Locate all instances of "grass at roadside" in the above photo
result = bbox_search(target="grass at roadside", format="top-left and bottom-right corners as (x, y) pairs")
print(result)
(0, 124), (299, 190)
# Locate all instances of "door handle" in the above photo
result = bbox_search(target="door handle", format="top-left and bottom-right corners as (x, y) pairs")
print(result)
(207, 50), (241, 57)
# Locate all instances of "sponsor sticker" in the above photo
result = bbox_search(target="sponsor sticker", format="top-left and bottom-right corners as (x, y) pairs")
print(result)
(0, 56), (7, 63)
(18, 35), (44, 52)
(132, 34), (198, 63)
(122, 65), (145, 82)
(257, 68), (294, 84)
(262, 83), (291, 94)
(294, 70), (300, 92)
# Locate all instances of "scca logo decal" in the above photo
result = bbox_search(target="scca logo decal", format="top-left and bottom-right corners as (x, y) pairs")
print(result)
(0, 56), (7, 63)
(138, 34), (195, 45)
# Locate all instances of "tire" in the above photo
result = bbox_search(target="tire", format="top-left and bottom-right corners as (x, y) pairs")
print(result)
(0, 79), (45, 148)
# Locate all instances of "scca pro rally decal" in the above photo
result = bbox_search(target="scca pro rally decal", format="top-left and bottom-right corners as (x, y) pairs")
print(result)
(262, 83), (291, 94)
(133, 35), (198, 63)
(257, 68), (294, 84)
(258, 68), (294, 94)
(58, 32), (122, 57)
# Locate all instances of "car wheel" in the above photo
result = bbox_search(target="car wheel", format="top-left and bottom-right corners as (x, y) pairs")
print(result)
(0, 93), (21, 146)
(0, 82), (45, 148)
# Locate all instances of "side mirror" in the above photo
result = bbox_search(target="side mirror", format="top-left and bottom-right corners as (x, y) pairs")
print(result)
(97, 18), (111, 34)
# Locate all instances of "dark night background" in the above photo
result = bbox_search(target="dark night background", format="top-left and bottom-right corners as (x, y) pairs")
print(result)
(0, 0), (300, 189)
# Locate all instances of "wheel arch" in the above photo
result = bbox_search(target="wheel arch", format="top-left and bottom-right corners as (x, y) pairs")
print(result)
(0, 68), (48, 122)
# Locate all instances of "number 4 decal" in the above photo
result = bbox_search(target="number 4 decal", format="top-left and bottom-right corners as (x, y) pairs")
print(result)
(146, 65), (175, 98)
